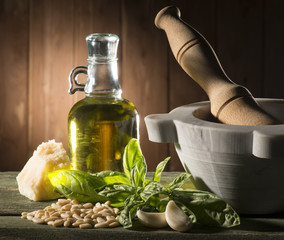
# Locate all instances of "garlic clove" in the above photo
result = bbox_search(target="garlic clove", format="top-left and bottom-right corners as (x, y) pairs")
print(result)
(165, 200), (192, 232)
(137, 210), (168, 228)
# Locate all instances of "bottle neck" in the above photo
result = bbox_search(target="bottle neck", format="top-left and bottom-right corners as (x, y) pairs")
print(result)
(84, 58), (122, 98)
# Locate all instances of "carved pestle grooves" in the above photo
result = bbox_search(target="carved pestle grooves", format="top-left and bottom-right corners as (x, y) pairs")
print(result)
(155, 6), (279, 125)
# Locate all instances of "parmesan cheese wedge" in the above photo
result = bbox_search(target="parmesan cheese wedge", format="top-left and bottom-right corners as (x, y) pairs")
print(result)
(16, 140), (71, 201)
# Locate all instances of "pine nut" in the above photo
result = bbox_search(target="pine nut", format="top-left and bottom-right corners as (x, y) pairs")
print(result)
(20, 199), (119, 229)
(106, 219), (116, 225)
(47, 221), (54, 226)
(72, 213), (82, 220)
(72, 204), (82, 209)
(47, 208), (55, 213)
(84, 213), (92, 218)
(94, 206), (104, 212)
(100, 209), (114, 217)
(79, 223), (92, 229)
(71, 200), (79, 205)
(83, 218), (93, 224)
(97, 217), (106, 223)
(58, 199), (70, 205)
(104, 201), (111, 206)
(67, 217), (76, 223)
(86, 209), (93, 214)
(53, 219), (64, 227)
(95, 222), (109, 228)
(33, 218), (45, 224)
(72, 220), (84, 227)
(106, 215), (115, 221)
(83, 203), (93, 209)
(76, 219), (85, 224)
(51, 203), (57, 208)
(92, 213), (102, 218)
(109, 221), (120, 228)
(61, 213), (70, 218)
(35, 213), (44, 218)
(71, 209), (81, 215)
(45, 217), (59, 222)
(64, 220), (71, 227)
(61, 204), (72, 211)
(114, 208), (119, 215)
(51, 212), (60, 217)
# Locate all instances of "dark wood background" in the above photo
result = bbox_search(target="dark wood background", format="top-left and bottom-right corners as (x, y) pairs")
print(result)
(1, 0), (284, 172)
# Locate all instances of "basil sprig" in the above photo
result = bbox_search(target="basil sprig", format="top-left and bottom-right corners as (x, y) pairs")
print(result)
(48, 138), (240, 229)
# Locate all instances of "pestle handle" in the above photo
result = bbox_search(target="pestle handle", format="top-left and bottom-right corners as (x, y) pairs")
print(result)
(155, 6), (279, 125)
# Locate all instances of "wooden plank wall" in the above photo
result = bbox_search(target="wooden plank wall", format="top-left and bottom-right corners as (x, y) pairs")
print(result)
(0, 0), (284, 171)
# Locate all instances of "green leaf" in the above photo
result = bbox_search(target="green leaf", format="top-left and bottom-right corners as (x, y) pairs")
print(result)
(152, 157), (170, 182)
(98, 184), (135, 208)
(155, 197), (169, 212)
(123, 138), (147, 188)
(94, 171), (131, 185)
(119, 194), (144, 228)
(168, 172), (191, 190)
(48, 170), (108, 203)
(140, 181), (166, 202)
(171, 189), (240, 228)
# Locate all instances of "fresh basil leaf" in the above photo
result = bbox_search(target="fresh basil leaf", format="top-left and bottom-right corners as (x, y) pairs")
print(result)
(119, 194), (144, 228)
(167, 172), (191, 190)
(48, 170), (108, 203)
(123, 138), (147, 188)
(48, 170), (106, 190)
(155, 197), (169, 212)
(152, 157), (170, 182)
(99, 184), (135, 208)
(140, 181), (166, 202)
(171, 189), (240, 228)
(94, 170), (131, 185)
(143, 178), (151, 187)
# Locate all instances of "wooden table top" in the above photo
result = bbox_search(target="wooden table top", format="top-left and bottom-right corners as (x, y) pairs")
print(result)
(1, 171), (284, 240)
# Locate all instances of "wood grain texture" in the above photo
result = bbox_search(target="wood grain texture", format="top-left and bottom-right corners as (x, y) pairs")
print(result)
(0, 0), (29, 170)
(0, 0), (284, 171)
(2, 172), (284, 240)
(263, 0), (284, 98)
(29, 0), (74, 156)
(0, 172), (184, 215)
(216, 0), (263, 97)
(72, 0), (122, 103)
(122, 0), (169, 170)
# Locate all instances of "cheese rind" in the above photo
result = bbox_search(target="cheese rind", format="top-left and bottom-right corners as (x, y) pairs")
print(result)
(16, 140), (71, 201)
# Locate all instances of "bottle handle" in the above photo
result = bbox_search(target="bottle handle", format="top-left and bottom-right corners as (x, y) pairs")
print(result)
(68, 66), (88, 94)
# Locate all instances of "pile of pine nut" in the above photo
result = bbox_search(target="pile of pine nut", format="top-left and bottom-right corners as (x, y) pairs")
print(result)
(21, 198), (120, 229)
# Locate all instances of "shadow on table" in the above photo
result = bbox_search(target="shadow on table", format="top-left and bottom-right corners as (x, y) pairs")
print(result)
(128, 213), (284, 233)
(235, 214), (284, 232)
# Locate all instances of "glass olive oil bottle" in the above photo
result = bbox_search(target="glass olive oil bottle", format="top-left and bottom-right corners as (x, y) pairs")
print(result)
(68, 33), (139, 173)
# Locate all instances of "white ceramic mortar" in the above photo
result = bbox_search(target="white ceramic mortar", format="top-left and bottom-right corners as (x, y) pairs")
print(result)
(145, 98), (284, 214)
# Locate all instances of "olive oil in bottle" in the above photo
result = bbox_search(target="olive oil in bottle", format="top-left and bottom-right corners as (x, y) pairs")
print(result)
(68, 33), (139, 173)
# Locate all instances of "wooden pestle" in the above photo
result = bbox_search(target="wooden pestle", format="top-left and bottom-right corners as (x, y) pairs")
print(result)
(155, 6), (279, 125)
